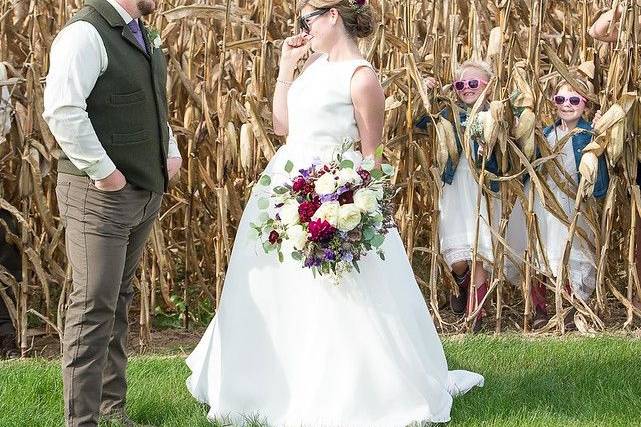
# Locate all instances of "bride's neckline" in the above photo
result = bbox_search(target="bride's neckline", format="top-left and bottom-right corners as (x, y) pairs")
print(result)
(321, 53), (366, 64)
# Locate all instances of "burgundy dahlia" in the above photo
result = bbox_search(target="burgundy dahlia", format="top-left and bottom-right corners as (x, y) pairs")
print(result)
(292, 176), (307, 193)
(308, 219), (336, 242)
(298, 200), (320, 223)
(268, 230), (280, 244)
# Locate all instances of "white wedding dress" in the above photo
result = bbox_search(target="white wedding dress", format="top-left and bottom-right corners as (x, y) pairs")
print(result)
(186, 54), (484, 427)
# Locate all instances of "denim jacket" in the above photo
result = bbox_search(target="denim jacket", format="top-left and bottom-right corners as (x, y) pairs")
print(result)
(542, 117), (609, 199)
(415, 108), (501, 192)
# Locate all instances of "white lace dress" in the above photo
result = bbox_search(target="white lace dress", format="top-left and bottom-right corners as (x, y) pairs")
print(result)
(531, 127), (596, 300)
(439, 151), (495, 268)
(185, 54), (483, 427)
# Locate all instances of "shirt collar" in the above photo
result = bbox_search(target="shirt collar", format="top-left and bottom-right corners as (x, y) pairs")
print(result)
(105, 0), (135, 25)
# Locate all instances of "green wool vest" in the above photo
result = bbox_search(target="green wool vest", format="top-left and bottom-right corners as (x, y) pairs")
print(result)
(56, 0), (169, 193)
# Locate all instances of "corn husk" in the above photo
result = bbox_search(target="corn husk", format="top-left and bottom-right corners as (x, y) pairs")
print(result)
(239, 123), (254, 172)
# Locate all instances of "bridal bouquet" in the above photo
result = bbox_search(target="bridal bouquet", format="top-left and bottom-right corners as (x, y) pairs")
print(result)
(250, 139), (396, 278)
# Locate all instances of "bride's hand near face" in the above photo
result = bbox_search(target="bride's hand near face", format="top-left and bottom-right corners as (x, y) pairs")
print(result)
(274, 33), (316, 137)
(279, 33), (313, 73)
(352, 66), (385, 166)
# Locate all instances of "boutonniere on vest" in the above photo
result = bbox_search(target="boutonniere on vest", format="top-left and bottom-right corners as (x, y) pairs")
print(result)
(148, 27), (162, 52)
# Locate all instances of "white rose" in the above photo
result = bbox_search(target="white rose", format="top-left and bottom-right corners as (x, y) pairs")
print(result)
(153, 36), (162, 49)
(279, 199), (300, 226)
(337, 168), (363, 187)
(314, 173), (337, 195)
(312, 201), (339, 227)
(286, 224), (308, 250)
(337, 204), (362, 232)
(342, 150), (363, 169)
(353, 189), (379, 213)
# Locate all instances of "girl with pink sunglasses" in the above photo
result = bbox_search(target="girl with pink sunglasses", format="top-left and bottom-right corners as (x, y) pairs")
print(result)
(416, 60), (500, 332)
(528, 79), (609, 330)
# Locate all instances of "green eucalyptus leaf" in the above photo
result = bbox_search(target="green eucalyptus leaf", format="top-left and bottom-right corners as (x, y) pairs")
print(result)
(257, 198), (269, 210)
(284, 160), (294, 173)
(371, 234), (385, 247)
(340, 159), (354, 169)
(375, 145), (384, 159)
(259, 175), (272, 186)
(381, 164), (395, 176)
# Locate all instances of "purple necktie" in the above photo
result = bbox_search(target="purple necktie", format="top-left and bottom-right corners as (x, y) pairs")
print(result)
(127, 20), (148, 53)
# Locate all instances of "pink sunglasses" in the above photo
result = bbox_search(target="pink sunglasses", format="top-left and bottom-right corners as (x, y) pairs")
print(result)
(553, 95), (586, 106)
(453, 79), (488, 91)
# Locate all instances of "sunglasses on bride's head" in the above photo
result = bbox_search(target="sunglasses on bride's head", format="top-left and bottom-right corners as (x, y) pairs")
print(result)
(299, 8), (330, 32)
(553, 95), (586, 106)
(453, 79), (487, 91)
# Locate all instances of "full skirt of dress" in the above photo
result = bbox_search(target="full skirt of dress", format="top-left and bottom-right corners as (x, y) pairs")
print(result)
(186, 144), (484, 427)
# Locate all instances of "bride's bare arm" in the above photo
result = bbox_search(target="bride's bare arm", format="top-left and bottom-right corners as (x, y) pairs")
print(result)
(273, 34), (317, 136)
(352, 67), (385, 162)
(588, 6), (622, 42)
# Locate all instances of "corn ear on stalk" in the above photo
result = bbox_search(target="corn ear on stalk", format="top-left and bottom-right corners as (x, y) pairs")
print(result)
(606, 118), (626, 168)
(224, 122), (239, 167)
(239, 123), (254, 173)
(579, 151), (599, 197)
(483, 101), (504, 154)
(0, 62), (12, 142)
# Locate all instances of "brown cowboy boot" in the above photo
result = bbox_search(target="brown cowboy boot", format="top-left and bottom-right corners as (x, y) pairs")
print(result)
(449, 267), (470, 315)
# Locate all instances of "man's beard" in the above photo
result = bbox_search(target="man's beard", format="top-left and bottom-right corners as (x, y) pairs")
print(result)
(136, 0), (156, 16)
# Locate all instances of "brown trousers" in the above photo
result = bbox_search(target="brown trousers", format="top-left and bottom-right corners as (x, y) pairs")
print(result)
(56, 173), (162, 427)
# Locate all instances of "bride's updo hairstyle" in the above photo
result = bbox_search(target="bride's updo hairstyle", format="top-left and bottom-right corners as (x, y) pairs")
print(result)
(297, 0), (375, 39)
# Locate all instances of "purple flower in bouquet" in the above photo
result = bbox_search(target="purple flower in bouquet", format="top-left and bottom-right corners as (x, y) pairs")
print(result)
(323, 249), (336, 261)
(298, 167), (312, 178)
(341, 251), (354, 262)
(320, 193), (339, 203)
(304, 256), (322, 268)
(336, 185), (351, 195)
(308, 219), (336, 242)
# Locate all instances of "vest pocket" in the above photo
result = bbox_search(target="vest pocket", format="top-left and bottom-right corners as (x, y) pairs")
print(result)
(111, 129), (149, 145)
(110, 90), (145, 105)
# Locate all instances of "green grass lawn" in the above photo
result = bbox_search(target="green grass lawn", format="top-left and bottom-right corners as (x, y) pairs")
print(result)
(1, 335), (640, 427)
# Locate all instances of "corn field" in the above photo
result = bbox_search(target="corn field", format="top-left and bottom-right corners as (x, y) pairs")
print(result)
(1, 0), (640, 354)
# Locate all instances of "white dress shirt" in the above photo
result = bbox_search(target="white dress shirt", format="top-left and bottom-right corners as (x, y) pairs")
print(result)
(42, 0), (180, 181)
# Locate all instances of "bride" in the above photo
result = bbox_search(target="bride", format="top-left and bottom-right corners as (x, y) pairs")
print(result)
(186, 1), (483, 425)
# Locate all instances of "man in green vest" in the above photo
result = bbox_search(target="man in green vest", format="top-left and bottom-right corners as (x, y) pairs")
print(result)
(43, 1), (182, 425)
